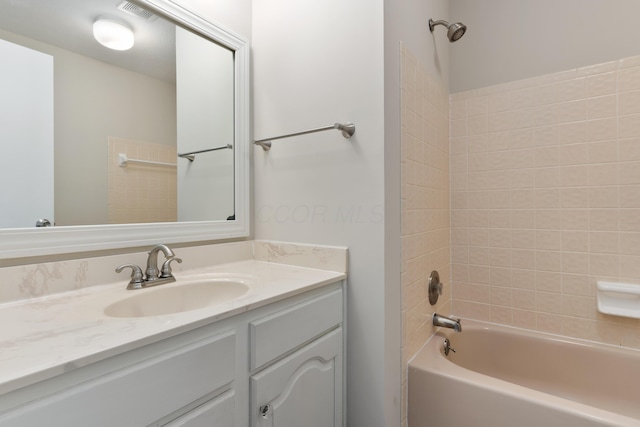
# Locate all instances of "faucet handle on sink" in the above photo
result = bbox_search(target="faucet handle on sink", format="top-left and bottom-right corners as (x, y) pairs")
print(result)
(116, 264), (145, 290)
(160, 257), (182, 279)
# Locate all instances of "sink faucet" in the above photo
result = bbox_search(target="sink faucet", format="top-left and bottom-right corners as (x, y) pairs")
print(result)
(145, 244), (176, 282)
(116, 244), (182, 290)
(433, 313), (462, 332)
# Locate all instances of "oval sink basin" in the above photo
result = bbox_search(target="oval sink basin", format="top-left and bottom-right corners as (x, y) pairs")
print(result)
(104, 279), (249, 318)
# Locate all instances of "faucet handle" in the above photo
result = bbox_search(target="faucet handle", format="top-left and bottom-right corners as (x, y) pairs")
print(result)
(160, 257), (182, 278)
(428, 270), (443, 305)
(116, 264), (144, 290)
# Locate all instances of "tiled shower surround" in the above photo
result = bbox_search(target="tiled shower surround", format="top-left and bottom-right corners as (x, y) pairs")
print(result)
(107, 137), (177, 224)
(450, 55), (640, 348)
(400, 44), (451, 426)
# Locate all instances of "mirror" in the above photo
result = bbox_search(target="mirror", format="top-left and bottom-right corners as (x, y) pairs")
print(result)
(0, 0), (250, 259)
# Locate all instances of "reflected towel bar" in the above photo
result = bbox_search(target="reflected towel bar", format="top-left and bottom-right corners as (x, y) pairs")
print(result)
(118, 153), (176, 168)
(177, 144), (233, 161)
(254, 122), (356, 151)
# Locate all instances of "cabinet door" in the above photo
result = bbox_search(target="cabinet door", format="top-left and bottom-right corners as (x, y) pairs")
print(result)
(251, 328), (342, 427)
(162, 390), (234, 427)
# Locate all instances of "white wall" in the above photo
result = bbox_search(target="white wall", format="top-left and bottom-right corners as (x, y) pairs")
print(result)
(450, 0), (640, 93)
(251, 0), (396, 425)
(0, 29), (177, 226)
(386, 0), (451, 90)
(55, 50), (176, 226)
(176, 27), (235, 222)
(385, 2), (450, 426)
(0, 39), (53, 228)
(174, 0), (251, 38)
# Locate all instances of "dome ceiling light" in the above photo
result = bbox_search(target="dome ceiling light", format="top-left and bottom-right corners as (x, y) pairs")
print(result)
(93, 19), (134, 51)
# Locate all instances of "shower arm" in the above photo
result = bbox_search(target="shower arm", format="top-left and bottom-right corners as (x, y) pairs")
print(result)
(429, 19), (449, 32)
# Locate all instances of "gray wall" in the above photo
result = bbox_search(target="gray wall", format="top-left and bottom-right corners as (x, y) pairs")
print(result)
(450, 0), (640, 93)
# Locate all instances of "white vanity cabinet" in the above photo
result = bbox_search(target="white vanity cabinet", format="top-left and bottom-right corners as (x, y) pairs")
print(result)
(0, 281), (344, 427)
(249, 288), (343, 427)
(0, 331), (237, 427)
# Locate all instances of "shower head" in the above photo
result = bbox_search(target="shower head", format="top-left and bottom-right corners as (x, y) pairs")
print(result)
(429, 19), (467, 42)
(447, 22), (467, 42)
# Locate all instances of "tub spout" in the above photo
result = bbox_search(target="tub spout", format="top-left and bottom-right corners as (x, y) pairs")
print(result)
(433, 313), (462, 332)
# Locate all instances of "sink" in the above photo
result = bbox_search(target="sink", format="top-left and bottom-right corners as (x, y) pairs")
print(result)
(104, 279), (250, 318)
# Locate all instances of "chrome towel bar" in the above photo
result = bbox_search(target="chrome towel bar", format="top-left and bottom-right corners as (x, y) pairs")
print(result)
(177, 144), (233, 161)
(254, 122), (356, 151)
(118, 153), (176, 168)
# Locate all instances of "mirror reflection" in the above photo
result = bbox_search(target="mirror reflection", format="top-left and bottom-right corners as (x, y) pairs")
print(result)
(0, 0), (235, 228)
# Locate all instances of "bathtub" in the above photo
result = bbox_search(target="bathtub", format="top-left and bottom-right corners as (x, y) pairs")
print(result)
(408, 320), (640, 427)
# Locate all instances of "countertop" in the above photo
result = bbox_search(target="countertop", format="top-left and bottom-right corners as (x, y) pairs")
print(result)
(0, 259), (345, 395)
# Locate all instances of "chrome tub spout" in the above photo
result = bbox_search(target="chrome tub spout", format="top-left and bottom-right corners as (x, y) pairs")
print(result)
(433, 313), (462, 332)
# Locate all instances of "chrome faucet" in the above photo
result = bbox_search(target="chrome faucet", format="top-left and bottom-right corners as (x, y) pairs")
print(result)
(433, 313), (462, 332)
(145, 244), (176, 281)
(116, 244), (182, 290)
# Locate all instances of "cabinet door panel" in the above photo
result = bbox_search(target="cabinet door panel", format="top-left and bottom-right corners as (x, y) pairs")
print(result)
(269, 358), (334, 427)
(251, 328), (342, 427)
(0, 332), (235, 427)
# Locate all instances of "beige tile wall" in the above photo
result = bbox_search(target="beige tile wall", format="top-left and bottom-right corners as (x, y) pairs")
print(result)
(401, 44), (451, 426)
(107, 137), (177, 224)
(450, 56), (640, 348)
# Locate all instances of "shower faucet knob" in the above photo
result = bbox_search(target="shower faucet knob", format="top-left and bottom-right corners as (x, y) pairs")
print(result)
(428, 270), (443, 305)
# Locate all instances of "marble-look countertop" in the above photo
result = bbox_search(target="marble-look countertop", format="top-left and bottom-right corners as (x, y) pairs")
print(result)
(0, 259), (345, 395)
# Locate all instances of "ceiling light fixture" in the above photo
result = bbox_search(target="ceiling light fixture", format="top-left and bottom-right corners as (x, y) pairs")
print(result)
(93, 19), (134, 51)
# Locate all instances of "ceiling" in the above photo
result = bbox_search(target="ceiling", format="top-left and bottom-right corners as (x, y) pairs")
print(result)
(0, 0), (176, 82)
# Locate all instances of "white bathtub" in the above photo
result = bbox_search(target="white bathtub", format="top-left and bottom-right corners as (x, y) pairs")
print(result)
(408, 320), (640, 427)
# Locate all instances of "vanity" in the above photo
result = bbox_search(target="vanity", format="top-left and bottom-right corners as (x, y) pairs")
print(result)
(0, 241), (346, 426)
(0, 0), (347, 424)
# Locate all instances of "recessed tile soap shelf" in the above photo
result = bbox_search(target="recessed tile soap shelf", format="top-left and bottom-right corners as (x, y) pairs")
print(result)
(596, 281), (640, 319)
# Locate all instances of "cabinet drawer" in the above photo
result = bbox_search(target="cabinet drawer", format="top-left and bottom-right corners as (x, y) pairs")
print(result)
(250, 287), (342, 370)
(162, 390), (235, 427)
(0, 332), (236, 427)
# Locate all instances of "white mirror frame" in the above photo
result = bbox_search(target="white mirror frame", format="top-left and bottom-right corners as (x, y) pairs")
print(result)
(0, 0), (250, 260)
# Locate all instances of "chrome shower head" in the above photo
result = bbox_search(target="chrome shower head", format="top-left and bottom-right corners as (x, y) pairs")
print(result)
(447, 22), (467, 42)
(429, 19), (467, 42)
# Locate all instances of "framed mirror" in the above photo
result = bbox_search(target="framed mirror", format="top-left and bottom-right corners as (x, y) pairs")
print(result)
(0, 0), (250, 259)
